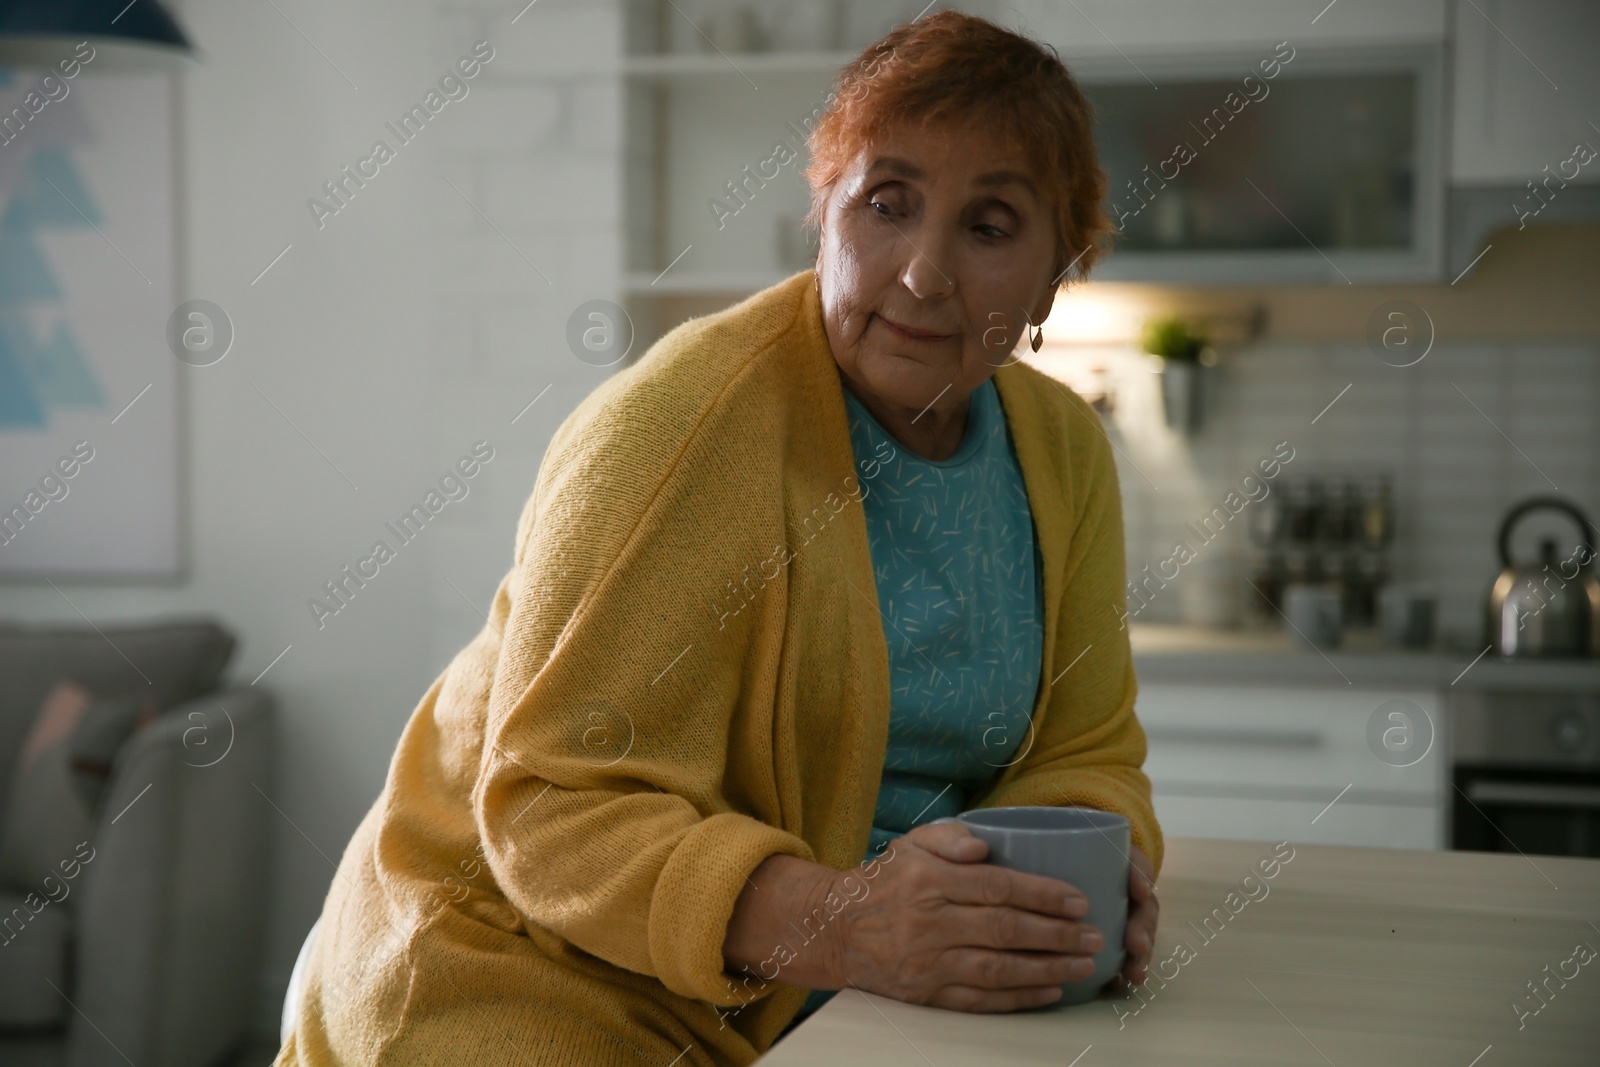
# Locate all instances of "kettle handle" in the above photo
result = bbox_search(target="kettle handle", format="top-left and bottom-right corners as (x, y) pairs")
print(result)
(1497, 496), (1598, 570)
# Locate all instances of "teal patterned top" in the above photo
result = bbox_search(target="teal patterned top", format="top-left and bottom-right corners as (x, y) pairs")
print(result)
(788, 373), (1045, 1026)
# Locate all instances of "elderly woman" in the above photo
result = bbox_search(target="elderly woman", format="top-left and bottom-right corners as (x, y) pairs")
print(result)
(279, 11), (1161, 1066)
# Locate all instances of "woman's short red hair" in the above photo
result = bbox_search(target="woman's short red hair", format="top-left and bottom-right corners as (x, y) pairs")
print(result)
(802, 10), (1111, 286)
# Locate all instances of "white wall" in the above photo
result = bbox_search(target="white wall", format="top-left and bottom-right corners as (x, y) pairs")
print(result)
(2, 0), (622, 1032)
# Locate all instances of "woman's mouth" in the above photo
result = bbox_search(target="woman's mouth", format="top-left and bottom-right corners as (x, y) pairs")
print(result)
(876, 313), (954, 343)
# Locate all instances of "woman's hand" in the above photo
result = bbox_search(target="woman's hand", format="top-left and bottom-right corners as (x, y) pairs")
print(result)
(823, 821), (1103, 1013)
(1111, 844), (1159, 994)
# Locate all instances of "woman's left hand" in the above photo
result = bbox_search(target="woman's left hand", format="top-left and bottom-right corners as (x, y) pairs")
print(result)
(1114, 844), (1159, 992)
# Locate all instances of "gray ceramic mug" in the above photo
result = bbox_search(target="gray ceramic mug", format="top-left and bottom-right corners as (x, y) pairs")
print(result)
(932, 806), (1130, 1005)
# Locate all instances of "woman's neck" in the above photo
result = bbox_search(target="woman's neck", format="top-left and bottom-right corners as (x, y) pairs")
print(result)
(838, 366), (971, 462)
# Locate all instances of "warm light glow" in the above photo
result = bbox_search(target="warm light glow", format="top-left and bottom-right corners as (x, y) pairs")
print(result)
(1040, 285), (1160, 345)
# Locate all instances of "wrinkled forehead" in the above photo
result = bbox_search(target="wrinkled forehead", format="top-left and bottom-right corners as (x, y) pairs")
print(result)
(842, 111), (1051, 203)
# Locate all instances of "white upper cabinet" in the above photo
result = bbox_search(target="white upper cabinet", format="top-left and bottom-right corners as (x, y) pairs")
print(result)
(617, 0), (1596, 307)
(998, 0), (1447, 57)
(1449, 0), (1600, 185)
(985, 2), (1456, 284)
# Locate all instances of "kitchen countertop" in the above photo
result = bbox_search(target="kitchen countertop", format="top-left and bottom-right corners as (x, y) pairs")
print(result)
(1129, 623), (1600, 691)
(760, 837), (1600, 1066)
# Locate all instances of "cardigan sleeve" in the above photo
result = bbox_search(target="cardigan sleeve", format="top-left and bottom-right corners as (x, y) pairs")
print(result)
(471, 392), (817, 1008)
(969, 390), (1165, 881)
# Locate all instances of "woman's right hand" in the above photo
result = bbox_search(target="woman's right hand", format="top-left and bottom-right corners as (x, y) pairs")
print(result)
(824, 821), (1102, 1012)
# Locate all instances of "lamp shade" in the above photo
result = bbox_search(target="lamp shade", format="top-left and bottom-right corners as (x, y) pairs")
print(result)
(0, 0), (194, 70)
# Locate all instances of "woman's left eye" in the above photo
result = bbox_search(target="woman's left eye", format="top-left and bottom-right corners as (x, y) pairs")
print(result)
(975, 223), (1008, 239)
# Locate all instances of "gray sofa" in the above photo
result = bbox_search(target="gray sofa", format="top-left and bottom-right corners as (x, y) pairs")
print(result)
(0, 617), (276, 1067)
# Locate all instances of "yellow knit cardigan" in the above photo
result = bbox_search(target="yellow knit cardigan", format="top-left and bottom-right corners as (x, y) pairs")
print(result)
(277, 269), (1163, 1066)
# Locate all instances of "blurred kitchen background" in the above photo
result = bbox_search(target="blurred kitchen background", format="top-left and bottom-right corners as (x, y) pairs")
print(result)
(0, 0), (1596, 1062)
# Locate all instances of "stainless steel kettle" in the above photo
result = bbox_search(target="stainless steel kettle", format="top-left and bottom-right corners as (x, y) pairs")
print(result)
(1485, 496), (1600, 657)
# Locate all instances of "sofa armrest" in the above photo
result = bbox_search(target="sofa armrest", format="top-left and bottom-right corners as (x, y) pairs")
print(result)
(66, 687), (277, 1067)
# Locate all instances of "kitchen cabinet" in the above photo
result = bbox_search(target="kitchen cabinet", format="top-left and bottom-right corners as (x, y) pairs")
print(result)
(617, 0), (1600, 328)
(1071, 46), (1447, 284)
(619, 0), (1462, 345)
(1443, 0), (1600, 280)
(1003, 0), (1447, 56)
(1136, 682), (1448, 850)
(1449, 0), (1600, 186)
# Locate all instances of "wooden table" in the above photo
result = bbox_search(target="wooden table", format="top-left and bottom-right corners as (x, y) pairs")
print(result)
(759, 837), (1600, 1065)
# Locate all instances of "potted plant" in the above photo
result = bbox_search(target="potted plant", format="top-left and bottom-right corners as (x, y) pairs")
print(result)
(1141, 316), (1216, 434)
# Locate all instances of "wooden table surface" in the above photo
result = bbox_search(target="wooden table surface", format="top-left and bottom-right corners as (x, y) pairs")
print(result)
(759, 837), (1600, 1065)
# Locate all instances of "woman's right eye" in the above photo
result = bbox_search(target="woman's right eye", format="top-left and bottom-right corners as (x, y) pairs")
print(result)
(866, 185), (908, 218)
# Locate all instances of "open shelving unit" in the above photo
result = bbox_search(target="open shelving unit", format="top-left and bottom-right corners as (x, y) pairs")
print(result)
(619, 0), (987, 354)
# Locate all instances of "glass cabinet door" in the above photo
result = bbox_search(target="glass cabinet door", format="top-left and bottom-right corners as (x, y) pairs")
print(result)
(1075, 48), (1444, 283)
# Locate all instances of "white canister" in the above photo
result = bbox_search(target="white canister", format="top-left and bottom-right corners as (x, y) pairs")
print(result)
(1177, 551), (1241, 629)
(1283, 583), (1343, 649)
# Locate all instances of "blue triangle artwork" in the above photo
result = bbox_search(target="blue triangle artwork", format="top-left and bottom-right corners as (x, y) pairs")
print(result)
(0, 68), (106, 430)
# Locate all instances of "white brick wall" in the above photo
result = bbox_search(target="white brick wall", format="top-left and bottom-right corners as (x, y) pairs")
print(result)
(189, 0), (623, 1032)
(419, 0), (625, 677)
(1106, 337), (1600, 644)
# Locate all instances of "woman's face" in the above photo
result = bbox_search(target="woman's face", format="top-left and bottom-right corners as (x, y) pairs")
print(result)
(817, 115), (1063, 417)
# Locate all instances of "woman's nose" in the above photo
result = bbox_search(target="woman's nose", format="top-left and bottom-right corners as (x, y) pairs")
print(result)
(900, 233), (955, 301)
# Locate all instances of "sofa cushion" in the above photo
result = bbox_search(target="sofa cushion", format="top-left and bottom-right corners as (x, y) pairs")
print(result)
(65, 691), (156, 812)
(0, 681), (149, 892)
(0, 887), (72, 1028)
(0, 617), (233, 826)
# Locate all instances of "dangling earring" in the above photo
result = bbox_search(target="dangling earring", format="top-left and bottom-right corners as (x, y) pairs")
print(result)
(1030, 322), (1044, 352)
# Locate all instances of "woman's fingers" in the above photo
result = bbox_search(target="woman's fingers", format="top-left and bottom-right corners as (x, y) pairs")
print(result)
(903, 820), (990, 863)
(1122, 893), (1159, 986)
(936, 946), (1096, 990)
(1119, 843), (1159, 988)
(1121, 921), (1151, 981)
(1127, 843), (1156, 902)
(928, 983), (1066, 1014)
(946, 903), (1102, 955)
(1125, 893), (1157, 951)
(841, 825), (1156, 1011)
(944, 857), (1089, 919)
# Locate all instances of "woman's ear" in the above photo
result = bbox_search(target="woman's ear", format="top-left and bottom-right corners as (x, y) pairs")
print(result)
(1031, 276), (1059, 330)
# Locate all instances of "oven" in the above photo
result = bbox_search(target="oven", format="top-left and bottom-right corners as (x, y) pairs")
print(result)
(1450, 687), (1600, 859)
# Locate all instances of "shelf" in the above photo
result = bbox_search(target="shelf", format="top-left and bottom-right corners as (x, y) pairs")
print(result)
(623, 50), (859, 79)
